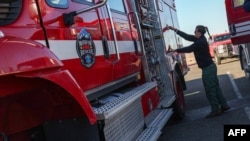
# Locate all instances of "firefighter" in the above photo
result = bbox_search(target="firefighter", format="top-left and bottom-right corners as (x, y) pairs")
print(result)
(163, 25), (231, 118)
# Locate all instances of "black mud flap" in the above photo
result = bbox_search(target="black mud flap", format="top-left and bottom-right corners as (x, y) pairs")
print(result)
(43, 117), (100, 141)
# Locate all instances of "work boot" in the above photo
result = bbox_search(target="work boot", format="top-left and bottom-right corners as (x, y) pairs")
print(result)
(221, 106), (231, 112)
(205, 111), (221, 118)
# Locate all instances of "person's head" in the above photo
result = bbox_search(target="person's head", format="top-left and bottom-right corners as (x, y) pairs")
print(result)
(194, 25), (212, 40)
(194, 25), (207, 38)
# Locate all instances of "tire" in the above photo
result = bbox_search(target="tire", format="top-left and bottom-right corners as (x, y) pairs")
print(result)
(240, 48), (250, 80)
(214, 53), (221, 65)
(171, 71), (185, 120)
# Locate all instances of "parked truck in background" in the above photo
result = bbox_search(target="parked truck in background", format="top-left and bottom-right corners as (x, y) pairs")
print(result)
(0, 0), (189, 141)
(225, 0), (250, 80)
(208, 32), (239, 65)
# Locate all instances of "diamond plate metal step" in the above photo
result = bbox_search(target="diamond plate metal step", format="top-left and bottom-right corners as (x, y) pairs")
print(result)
(148, 109), (173, 129)
(136, 128), (161, 141)
(159, 94), (176, 108)
(103, 99), (144, 141)
(136, 109), (173, 141)
(93, 81), (157, 120)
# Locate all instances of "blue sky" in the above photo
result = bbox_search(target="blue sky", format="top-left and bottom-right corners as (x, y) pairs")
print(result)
(175, 0), (229, 45)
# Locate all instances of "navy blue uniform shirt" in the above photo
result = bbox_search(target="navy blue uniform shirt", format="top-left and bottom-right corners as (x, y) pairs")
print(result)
(175, 30), (213, 69)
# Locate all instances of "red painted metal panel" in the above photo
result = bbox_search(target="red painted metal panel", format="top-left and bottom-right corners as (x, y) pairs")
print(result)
(0, 35), (62, 76)
(141, 88), (160, 117)
(225, 0), (250, 44)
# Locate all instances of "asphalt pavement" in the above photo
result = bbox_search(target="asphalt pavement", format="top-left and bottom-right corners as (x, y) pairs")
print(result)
(158, 57), (250, 141)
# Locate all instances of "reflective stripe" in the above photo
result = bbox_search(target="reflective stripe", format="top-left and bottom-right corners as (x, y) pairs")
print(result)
(233, 21), (250, 37)
(37, 40), (140, 60)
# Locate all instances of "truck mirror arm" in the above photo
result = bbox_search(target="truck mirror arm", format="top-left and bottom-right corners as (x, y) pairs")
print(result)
(63, 11), (77, 27)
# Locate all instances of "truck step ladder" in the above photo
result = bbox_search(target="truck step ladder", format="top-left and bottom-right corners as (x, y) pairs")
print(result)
(93, 82), (158, 141)
(94, 81), (157, 119)
(136, 109), (173, 141)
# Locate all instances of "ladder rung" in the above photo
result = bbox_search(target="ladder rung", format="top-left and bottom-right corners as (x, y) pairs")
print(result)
(141, 23), (154, 29)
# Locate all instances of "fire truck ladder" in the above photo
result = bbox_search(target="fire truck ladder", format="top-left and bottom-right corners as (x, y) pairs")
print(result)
(135, 1), (176, 109)
(128, 0), (176, 140)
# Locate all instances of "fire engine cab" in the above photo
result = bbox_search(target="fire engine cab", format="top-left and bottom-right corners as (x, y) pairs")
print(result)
(225, 0), (250, 80)
(0, 0), (188, 140)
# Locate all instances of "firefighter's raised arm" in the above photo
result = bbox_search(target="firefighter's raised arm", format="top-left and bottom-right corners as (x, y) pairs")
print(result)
(163, 25), (178, 32)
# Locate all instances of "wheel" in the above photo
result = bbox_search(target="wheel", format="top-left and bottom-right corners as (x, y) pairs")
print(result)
(171, 71), (185, 120)
(240, 48), (250, 80)
(214, 53), (221, 65)
(0, 132), (7, 141)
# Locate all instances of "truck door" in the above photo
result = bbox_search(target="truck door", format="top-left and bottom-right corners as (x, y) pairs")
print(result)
(226, 0), (250, 44)
(99, 0), (141, 81)
(158, 0), (189, 75)
(39, 0), (114, 95)
(169, 2), (189, 74)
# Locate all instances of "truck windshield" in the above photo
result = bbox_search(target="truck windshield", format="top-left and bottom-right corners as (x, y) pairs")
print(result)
(233, 0), (244, 7)
(214, 34), (231, 42)
(46, 0), (68, 8)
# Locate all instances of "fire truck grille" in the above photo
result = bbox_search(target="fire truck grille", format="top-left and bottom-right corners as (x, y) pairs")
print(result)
(103, 99), (144, 141)
(0, 0), (22, 26)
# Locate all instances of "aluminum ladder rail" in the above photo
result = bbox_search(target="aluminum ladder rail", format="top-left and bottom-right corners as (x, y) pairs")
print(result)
(133, 0), (176, 140)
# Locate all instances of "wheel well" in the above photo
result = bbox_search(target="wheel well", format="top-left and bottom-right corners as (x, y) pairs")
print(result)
(174, 64), (187, 90)
(238, 45), (244, 70)
(0, 77), (87, 136)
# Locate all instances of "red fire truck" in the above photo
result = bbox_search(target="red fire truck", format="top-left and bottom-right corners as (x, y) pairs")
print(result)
(0, 0), (189, 140)
(225, 0), (250, 80)
(208, 32), (239, 65)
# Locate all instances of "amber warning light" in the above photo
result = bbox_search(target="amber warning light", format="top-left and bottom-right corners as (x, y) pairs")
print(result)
(224, 125), (250, 141)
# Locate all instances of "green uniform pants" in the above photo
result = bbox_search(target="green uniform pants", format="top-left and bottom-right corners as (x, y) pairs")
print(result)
(202, 63), (228, 112)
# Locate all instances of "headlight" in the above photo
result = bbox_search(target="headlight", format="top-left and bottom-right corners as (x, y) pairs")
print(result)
(0, 30), (4, 38)
(217, 45), (224, 53)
